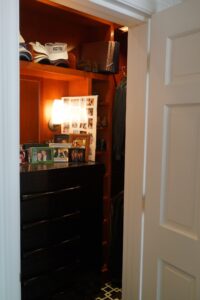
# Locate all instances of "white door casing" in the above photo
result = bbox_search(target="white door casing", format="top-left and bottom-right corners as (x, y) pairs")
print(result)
(0, 0), (21, 300)
(122, 22), (148, 300)
(143, 0), (200, 299)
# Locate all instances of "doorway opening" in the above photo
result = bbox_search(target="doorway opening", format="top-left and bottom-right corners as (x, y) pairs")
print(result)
(19, 0), (130, 299)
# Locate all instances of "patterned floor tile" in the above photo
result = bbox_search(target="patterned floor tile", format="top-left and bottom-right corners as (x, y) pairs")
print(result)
(94, 282), (122, 300)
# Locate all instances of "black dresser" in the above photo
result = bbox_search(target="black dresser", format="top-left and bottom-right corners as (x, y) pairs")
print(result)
(20, 162), (104, 300)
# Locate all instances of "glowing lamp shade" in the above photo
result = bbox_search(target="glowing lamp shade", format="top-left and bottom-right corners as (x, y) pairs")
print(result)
(48, 99), (64, 131)
(63, 101), (88, 123)
(51, 99), (64, 125)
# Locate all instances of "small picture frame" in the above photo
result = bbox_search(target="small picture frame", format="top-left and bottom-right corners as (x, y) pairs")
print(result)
(68, 148), (85, 163)
(23, 143), (48, 163)
(49, 143), (71, 162)
(30, 147), (53, 164)
(54, 134), (69, 143)
(69, 133), (90, 161)
(20, 145), (26, 164)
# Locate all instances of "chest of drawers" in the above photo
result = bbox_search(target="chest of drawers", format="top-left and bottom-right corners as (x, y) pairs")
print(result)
(20, 162), (104, 300)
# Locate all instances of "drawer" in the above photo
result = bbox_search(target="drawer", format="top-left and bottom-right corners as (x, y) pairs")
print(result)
(22, 264), (80, 300)
(21, 185), (84, 224)
(20, 163), (105, 195)
(22, 237), (80, 279)
(22, 212), (80, 252)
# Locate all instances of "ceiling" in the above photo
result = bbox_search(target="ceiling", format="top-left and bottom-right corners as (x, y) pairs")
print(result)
(50, 0), (186, 26)
(91, 0), (186, 15)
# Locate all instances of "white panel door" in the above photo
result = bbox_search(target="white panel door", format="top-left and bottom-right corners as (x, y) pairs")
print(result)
(143, 0), (200, 299)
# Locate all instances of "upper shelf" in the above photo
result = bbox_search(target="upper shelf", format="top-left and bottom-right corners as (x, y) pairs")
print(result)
(20, 61), (110, 81)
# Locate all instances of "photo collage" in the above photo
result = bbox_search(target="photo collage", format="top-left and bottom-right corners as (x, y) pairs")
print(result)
(61, 96), (98, 161)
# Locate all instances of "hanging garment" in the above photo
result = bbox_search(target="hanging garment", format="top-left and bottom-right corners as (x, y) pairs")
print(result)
(112, 77), (127, 160)
(108, 191), (124, 284)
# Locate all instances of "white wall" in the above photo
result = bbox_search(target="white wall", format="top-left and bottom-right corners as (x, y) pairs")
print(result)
(0, 0), (21, 299)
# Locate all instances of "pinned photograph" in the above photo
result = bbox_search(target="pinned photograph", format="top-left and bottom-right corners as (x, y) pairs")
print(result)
(86, 97), (94, 106)
(87, 108), (93, 117)
(88, 118), (93, 129)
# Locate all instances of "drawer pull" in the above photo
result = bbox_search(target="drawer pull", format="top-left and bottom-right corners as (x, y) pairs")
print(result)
(22, 235), (80, 258)
(22, 185), (84, 201)
(22, 211), (80, 230)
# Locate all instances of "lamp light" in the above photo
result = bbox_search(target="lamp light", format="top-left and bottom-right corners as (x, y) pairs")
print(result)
(119, 26), (128, 32)
(48, 99), (64, 131)
(63, 100), (88, 124)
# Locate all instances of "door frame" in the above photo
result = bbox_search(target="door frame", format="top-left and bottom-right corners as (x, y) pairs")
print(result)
(0, 0), (21, 299)
(123, 22), (149, 300)
(0, 1), (148, 300)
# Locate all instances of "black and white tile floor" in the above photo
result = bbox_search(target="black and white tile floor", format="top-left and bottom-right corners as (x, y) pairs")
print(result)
(94, 282), (122, 300)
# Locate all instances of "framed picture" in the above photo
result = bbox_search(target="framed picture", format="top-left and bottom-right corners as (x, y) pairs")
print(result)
(20, 145), (26, 164)
(49, 143), (71, 162)
(69, 134), (90, 161)
(68, 148), (85, 163)
(54, 134), (69, 143)
(23, 143), (48, 163)
(30, 147), (53, 164)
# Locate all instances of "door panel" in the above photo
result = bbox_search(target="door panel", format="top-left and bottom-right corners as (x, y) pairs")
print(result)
(165, 30), (200, 85)
(158, 260), (196, 300)
(143, 0), (200, 299)
(160, 104), (200, 239)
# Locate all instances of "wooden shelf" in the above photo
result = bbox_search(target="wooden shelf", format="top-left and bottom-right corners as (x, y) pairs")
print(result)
(20, 61), (110, 81)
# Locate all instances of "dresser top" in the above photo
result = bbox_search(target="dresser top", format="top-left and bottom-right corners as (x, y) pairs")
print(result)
(20, 162), (101, 173)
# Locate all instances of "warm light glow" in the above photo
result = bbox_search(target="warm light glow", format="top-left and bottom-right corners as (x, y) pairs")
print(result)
(51, 99), (64, 124)
(119, 26), (128, 32)
(63, 101), (88, 123)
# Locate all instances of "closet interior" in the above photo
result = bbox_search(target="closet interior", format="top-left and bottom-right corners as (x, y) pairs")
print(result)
(20, 0), (127, 299)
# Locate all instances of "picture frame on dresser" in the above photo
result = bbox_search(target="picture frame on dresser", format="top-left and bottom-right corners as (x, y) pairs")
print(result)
(49, 143), (71, 162)
(30, 147), (53, 164)
(69, 133), (90, 161)
(68, 147), (85, 163)
(54, 134), (69, 143)
(23, 143), (48, 163)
